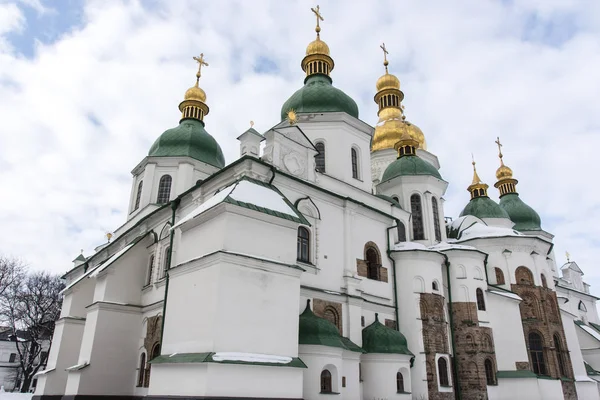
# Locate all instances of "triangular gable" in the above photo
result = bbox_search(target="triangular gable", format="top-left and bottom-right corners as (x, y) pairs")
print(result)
(561, 261), (583, 274)
(269, 125), (317, 151)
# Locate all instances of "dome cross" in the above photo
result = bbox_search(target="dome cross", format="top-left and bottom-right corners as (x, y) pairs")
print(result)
(495, 136), (504, 164)
(380, 42), (389, 73)
(193, 53), (209, 86)
(311, 5), (324, 36)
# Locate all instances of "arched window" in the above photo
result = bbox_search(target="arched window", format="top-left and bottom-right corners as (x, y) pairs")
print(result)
(438, 357), (449, 386)
(494, 268), (505, 285)
(156, 175), (172, 204)
(432, 281), (439, 291)
(410, 194), (425, 240)
(476, 288), (486, 311)
(351, 148), (359, 179)
(134, 180), (143, 211)
(396, 371), (405, 392)
(521, 292), (540, 319)
(137, 353), (146, 387)
(579, 301), (588, 312)
(315, 142), (326, 173)
(323, 306), (340, 333)
(397, 221), (407, 242)
(145, 342), (161, 387)
(554, 334), (567, 377)
(541, 274), (548, 288)
(145, 255), (154, 286)
(528, 332), (546, 375)
(161, 247), (170, 278)
(297, 227), (310, 263)
(366, 247), (380, 280)
(482, 334), (493, 351)
(320, 369), (332, 393)
(432, 197), (441, 242)
(392, 195), (400, 203)
(516, 266), (534, 285)
(484, 358), (495, 385)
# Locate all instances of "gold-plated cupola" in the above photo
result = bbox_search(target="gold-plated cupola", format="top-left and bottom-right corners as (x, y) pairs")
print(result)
(179, 53), (210, 122)
(372, 44), (426, 152)
(301, 5), (334, 78)
(493, 137), (519, 196)
(468, 156), (489, 199)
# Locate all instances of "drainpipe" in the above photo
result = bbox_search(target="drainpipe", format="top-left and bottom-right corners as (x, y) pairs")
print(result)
(268, 164), (277, 185)
(160, 198), (180, 345)
(444, 258), (462, 400)
(386, 224), (401, 332)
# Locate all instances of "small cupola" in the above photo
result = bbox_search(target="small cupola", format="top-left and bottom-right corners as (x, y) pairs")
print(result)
(468, 157), (489, 199)
(361, 314), (413, 355)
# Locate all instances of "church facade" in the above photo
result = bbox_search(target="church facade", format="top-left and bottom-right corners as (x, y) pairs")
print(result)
(33, 7), (600, 400)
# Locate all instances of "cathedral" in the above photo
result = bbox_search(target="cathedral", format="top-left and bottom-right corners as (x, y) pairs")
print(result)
(33, 6), (600, 400)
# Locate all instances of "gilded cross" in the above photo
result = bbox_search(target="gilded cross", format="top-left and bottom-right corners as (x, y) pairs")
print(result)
(566, 251), (571, 263)
(193, 53), (209, 84)
(311, 5), (324, 35)
(495, 136), (503, 160)
(380, 43), (389, 72)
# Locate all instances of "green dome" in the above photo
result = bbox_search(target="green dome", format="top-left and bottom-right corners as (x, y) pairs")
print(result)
(381, 155), (442, 182)
(362, 314), (413, 355)
(460, 196), (510, 220)
(148, 119), (225, 168)
(298, 300), (347, 350)
(280, 75), (359, 120)
(499, 193), (542, 231)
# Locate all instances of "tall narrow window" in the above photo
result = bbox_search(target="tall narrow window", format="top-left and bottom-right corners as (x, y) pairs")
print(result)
(396, 371), (405, 392)
(137, 353), (146, 387)
(9, 353), (16, 363)
(554, 334), (567, 377)
(366, 247), (380, 281)
(541, 274), (548, 288)
(134, 180), (143, 211)
(411, 194), (425, 240)
(351, 148), (359, 179)
(297, 227), (310, 263)
(484, 359), (495, 385)
(156, 175), (172, 204)
(494, 267), (505, 285)
(476, 288), (486, 311)
(145, 255), (154, 286)
(438, 357), (449, 386)
(145, 342), (161, 387)
(529, 332), (546, 375)
(161, 247), (170, 278)
(320, 370), (332, 393)
(315, 142), (326, 173)
(432, 197), (441, 242)
(397, 222), (407, 242)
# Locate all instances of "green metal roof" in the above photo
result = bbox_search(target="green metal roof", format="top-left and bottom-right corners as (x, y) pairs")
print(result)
(381, 154), (442, 182)
(280, 74), (359, 120)
(361, 314), (413, 355)
(375, 194), (403, 209)
(585, 362), (600, 376)
(499, 193), (541, 231)
(460, 196), (510, 220)
(148, 118), (225, 168)
(496, 370), (538, 379)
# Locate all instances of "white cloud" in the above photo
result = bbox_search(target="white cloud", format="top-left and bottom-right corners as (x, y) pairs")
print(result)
(0, 0), (599, 293)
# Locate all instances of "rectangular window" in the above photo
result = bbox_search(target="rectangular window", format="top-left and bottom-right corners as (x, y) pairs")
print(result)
(9, 353), (16, 363)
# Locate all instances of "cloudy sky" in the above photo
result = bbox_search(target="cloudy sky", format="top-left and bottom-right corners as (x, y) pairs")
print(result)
(1, 0), (599, 291)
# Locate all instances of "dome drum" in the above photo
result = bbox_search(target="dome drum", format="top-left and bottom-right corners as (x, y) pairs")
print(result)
(494, 178), (518, 197)
(374, 89), (404, 112)
(179, 99), (209, 122)
(301, 53), (334, 78)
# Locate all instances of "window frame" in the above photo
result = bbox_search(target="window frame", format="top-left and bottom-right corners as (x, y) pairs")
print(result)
(438, 357), (450, 387)
(396, 371), (405, 393)
(351, 147), (359, 180)
(476, 288), (486, 311)
(137, 352), (146, 387)
(432, 197), (442, 242)
(320, 369), (332, 393)
(161, 247), (171, 279)
(484, 358), (496, 385)
(297, 226), (311, 263)
(365, 246), (380, 281)
(397, 221), (407, 243)
(494, 267), (505, 285)
(528, 332), (547, 375)
(315, 142), (326, 173)
(156, 175), (172, 204)
(134, 180), (143, 211)
(9, 353), (17, 363)
(554, 334), (567, 377)
(145, 255), (155, 286)
(410, 194), (425, 240)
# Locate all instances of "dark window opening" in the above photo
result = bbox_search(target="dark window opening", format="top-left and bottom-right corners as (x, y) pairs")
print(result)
(541, 274), (548, 288)
(529, 332), (546, 375)
(351, 148), (359, 179)
(411, 194), (425, 240)
(162, 247), (170, 278)
(156, 175), (172, 204)
(137, 353), (146, 387)
(397, 222), (407, 243)
(315, 142), (326, 173)
(297, 227), (310, 263)
(432, 281), (439, 291)
(432, 197), (442, 242)
(495, 268), (505, 285)
(484, 359), (495, 385)
(9, 353), (16, 363)
(476, 288), (486, 311)
(438, 357), (449, 386)
(366, 247), (380, 280)
(554, 334), (567, 377)
(146, 255), (155, 286)
(397, 371), (405, 392)
(320, 369), (332, 393)
(134, 180), (143, 211)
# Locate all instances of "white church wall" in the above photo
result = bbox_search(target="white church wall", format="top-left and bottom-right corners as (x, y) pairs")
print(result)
(299, 344), (344, 400)
(61, 279), (95, 318)
(488, 378), (542, 400)
(341, 350), (360, 400)
(148, 364), (208, 396)
(361, 353), (412, 399)
(537, 377), (565, 400)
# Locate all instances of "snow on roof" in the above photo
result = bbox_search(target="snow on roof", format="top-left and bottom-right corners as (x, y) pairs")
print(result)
(455, 222), (522, 241)
(489, 290), (522, 301)
(429, 242), (478, 252)
(580, 325), (600, 342)
(60, 242), (136, 294)
(393, 242), (434, 251)
(172, 179), (300, 230)
(211, 352), (292, 364)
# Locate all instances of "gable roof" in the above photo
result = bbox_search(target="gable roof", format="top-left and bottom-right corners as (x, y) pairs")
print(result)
(561, 261), (583, 275)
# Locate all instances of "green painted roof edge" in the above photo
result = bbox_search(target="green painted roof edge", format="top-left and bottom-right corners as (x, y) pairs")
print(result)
(585, 362), (600, 376)
(150, 352), (307, 368)
(340, 336), (366, 353)
(589, 322), (600, 333)
(496, 370), (538, 379)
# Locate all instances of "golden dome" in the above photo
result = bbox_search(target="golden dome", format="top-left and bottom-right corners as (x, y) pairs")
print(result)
(496, 164), (513, 180)
(306, 38), (330, 56)
(372, 108), (427, 152)
(376, 73), (400, 92)
(184, 85), (206, 102)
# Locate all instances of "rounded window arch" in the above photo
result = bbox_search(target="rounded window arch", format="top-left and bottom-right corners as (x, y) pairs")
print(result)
(476, 288), (486, 311)
(137, 352), (146, 387)
(297, 227), (310, 263)
(397, 221), (407, 243)
(351, 147), (360, 179)
(528, 331), (546, 375)
(579, 300), (588, 312)
(145, 255), (155, 286)
(554, 334), (567, 377)
(315, 142), (326, 173)
(392, 195), (400, 203)
(516, 266), (534, 285)
(431, 197), (442, 242)
(134, 180), (143, 211)
(494, 267), (505, 285)
(437, 357), (450, 386)
(323, 306), (340, 333)
(484, 358), (496, 385)
(432, 280), (439, 291)
(396, 371), (405, 392)
(541, 273), (548, 288)
(156, 175), (172, 204)
(320, 369), (332, 393)
(145, 342), (161, 387)
(521, 292), (541, 319)
(410, 194), (425, 240)
(364, 243), (381, 281)
(161, 246), (171, 278)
